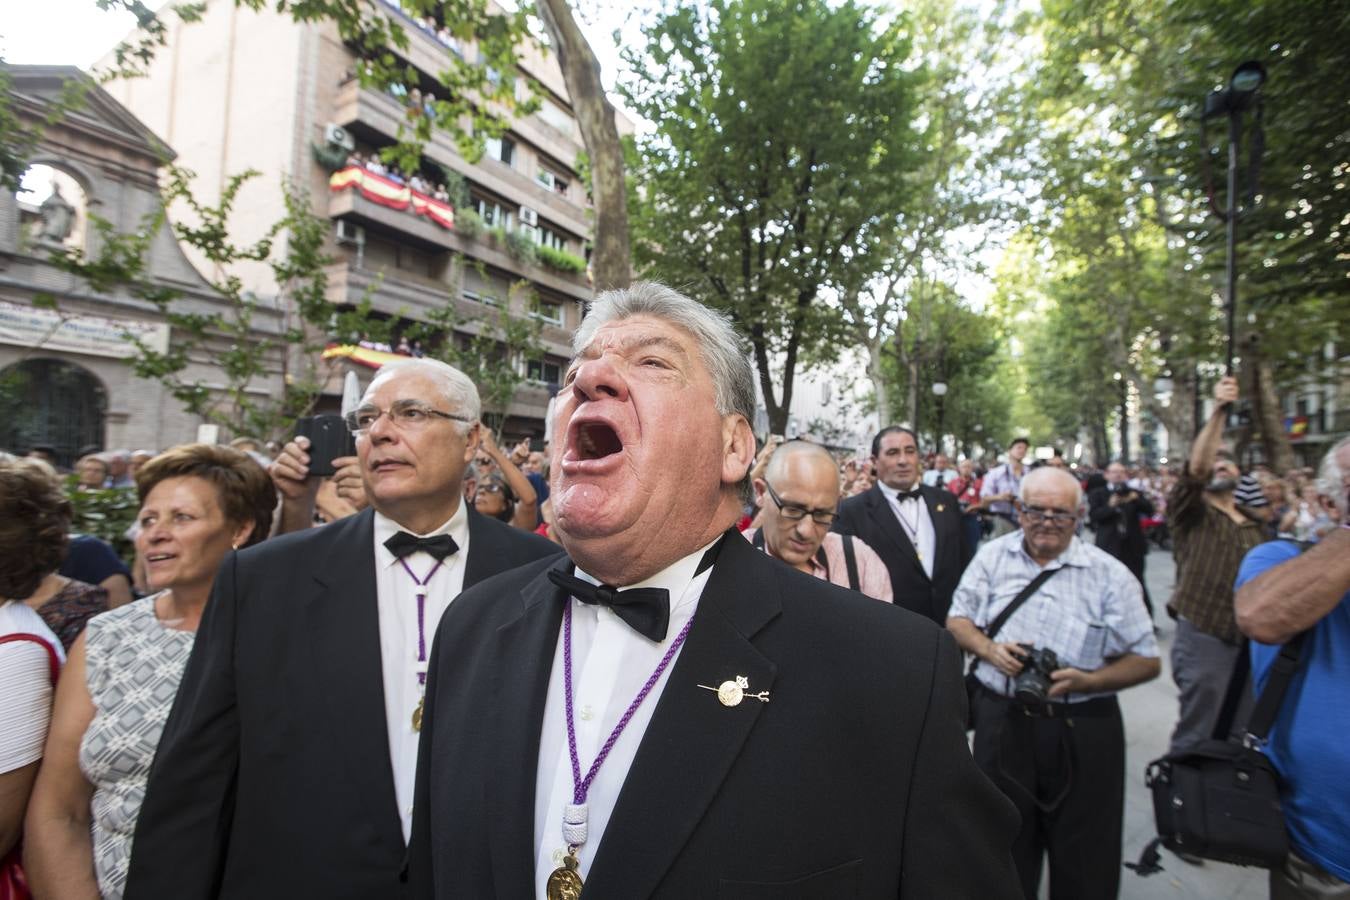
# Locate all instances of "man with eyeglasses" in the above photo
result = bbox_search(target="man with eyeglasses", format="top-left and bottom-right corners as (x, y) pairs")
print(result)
(947, 467), (1160, 900)
(744, 440), (892, 602)
(833, 426), (971, 623)
(126, 358), (558, 900)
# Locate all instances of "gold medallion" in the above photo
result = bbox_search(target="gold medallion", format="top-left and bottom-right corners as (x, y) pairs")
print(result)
(716, 680), (744, 707)
(412, 695), (424, 732)
(545, 851), (584, 900)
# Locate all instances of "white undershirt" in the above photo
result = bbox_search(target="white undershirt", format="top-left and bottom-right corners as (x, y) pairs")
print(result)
(878, 481), (936, 578)
(0, 601), (64, 774)
(372, 506), (470, 843)
(533, 539), (718, 898)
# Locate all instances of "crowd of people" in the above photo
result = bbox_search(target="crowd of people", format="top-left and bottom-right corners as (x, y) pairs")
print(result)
(1, 283), (1345, 900)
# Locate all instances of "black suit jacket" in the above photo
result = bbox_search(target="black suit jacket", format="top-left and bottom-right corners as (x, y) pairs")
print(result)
(124, 506), (559, 900)
(407, 532), (1019, 899)
(1088, 486), (1154, 566)
(833, 484), (970, 624)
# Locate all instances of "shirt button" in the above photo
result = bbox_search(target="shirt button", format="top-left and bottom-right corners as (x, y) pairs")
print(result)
(579, 705), (594, 721)
(552, 848), (565, 865)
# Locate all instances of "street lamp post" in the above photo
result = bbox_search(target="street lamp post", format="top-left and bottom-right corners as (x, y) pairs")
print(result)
(1203, 60), (1266, 379)
(931, 381), (948, 454)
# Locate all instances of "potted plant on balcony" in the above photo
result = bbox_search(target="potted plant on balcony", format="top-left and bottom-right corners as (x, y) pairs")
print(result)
(503, 227), (538, 266)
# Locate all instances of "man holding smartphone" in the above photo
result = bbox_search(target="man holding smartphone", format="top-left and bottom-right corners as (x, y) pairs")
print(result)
(126, 358), (558, 899)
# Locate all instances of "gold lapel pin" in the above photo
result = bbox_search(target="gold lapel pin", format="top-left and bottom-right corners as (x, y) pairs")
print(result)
(698, 674), (769, 707)
(936, 503), (946, 512)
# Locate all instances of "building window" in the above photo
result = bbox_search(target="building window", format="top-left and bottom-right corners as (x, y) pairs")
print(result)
(527, 359), (562, 385)
(536, 168), (570, 197)
(463, 289), (498, 307)
(539, 98), (574, 137)
(474, 197), (514, 230)
(483, 135), (514, 167)
(535, 224), (566, 252)
(531, 297), (564, 325)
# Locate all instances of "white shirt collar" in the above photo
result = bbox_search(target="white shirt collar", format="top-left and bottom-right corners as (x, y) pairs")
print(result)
(1005, 532), (1090, 568)
(373, 503), (470, 570)
(573, 535), (722, 615)
(877, 480), (921, 502)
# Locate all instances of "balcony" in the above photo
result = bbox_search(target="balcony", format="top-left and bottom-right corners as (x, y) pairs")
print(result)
(326, 174), (592, 304)
(323, 262), (574, 360)
(330, 80), (591, 239)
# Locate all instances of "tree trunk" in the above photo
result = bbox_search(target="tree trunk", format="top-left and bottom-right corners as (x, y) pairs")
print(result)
(1243, 336), (1295, 472)
(535, 0), (631, 292)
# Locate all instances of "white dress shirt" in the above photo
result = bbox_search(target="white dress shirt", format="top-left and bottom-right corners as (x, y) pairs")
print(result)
(877, 480), (936, 578)
(533, 539), (718, 898)
(373, 506), (470, 842)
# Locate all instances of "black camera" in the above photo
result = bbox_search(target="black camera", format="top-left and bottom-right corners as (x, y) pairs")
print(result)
(1012, 643), (1060, 705)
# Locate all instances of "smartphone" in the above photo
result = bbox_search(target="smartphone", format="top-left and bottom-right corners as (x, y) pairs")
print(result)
(529, 438), (546, 453)
(295, 414), (356, 477)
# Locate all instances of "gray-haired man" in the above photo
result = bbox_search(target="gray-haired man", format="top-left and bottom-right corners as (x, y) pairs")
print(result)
(410, 282), (1019, 899)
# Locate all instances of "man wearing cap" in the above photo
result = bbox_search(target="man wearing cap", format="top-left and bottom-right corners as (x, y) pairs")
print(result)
(408, 282), (1018, 899)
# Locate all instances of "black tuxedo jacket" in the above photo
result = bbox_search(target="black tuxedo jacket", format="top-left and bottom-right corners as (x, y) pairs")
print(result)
(1087, 486), (1154, 565)
(833, 484), (971, 624)
(407, 531), (1019, 899)
(124, 506), (559, 900)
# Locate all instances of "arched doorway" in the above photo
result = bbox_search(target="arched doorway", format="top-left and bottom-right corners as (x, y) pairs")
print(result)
(0, 358), (107, 467)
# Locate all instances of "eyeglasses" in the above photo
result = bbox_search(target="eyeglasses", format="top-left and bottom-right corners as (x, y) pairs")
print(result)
(1018, 503), (1078, 526)
(763, 480), (837, 526)
(476, 483), (504, 495)
(345, 400), (472, 435)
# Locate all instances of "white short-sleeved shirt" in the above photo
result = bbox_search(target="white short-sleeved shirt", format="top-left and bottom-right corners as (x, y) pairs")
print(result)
(949, 532), (1158, 701)
(0, 600), (65, 773)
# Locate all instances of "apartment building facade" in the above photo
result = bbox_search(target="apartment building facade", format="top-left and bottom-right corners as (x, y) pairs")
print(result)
(100, 0), (627, 436)
(0, 65), (282, 463)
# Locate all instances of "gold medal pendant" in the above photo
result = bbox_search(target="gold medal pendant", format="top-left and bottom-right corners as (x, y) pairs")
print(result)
(545, 849), (584, 900)
(412, 695), (424, 732)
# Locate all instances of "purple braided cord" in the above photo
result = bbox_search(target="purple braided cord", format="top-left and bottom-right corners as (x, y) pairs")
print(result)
(563, 598), (695, 805)
(398, 557), (444, 661)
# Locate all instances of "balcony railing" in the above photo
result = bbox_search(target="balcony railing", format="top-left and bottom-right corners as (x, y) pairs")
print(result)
(327, 169), (591, 305)
(330, 82), (591, 239)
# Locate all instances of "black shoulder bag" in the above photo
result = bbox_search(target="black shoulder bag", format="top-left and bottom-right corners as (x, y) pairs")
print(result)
(1129, 629), (1308, 875)
(963, 566), (1062, 730)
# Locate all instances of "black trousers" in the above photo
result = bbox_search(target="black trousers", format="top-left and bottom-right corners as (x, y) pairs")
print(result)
(972, 690), (1125, 900)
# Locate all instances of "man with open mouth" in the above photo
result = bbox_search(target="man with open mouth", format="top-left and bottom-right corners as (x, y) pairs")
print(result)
(409, 281), (1020, 899)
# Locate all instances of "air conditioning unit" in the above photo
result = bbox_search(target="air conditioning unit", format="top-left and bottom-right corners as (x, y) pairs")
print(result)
(335, 220), (365, 246)
(324, 123), (355, 152)
(519, 206), (538, 226)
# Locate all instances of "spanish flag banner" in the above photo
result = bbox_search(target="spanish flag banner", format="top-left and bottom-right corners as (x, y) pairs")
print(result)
(322, 343), (409, 370)
(329, 166), (455, 230)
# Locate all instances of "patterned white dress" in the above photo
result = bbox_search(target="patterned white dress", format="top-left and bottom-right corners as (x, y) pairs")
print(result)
(79, 594), (195, 899)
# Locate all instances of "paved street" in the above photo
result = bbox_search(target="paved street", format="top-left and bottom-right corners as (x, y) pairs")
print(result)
(1114, 547), (1266, 900)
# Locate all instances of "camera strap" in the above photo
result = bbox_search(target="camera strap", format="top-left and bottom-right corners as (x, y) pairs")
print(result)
(967, 566), (1063, 679)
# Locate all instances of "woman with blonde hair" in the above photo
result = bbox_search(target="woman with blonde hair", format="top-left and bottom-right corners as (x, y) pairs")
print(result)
(24, 444), (275, 899)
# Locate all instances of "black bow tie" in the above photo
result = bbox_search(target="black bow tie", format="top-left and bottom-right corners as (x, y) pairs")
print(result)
(384, 532), (460, 561)
(548, 570), (670, 642)
(895, 488), (923, 502)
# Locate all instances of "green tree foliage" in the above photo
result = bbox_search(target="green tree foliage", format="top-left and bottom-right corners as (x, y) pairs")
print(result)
(623, 0), (923, 434)
(879, 282), (1014, 454)
(35, 168), (391, 443)
(1004, 0), (1349, 465)
(1, 1), (533, 187)
(407, 278), (545, 434)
